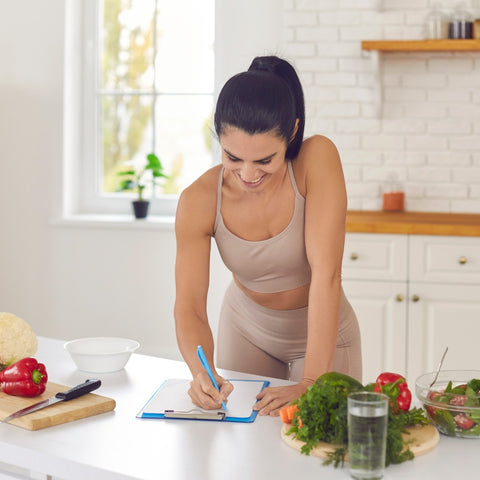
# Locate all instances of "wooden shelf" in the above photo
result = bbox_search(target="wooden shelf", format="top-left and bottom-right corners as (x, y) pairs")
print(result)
(361, 39), (480, 52)
(346, 210), (480, 236)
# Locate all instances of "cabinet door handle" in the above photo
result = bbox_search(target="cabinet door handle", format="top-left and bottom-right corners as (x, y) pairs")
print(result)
(350, 252), (359, 261)
(411, 295), (420, 303)
(395, 294), (404, 302)
(458, 256), (467, 265)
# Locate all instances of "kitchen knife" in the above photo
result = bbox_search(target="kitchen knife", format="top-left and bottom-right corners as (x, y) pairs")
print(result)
(2, 378), (101, 423)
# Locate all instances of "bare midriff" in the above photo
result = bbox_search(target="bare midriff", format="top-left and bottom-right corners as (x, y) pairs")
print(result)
(233, 275), (310, 310)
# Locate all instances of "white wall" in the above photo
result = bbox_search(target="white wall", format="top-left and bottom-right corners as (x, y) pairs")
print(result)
(215, 0), (285, 90)
(1, 0), (479, 361)
(0, 1), (65, 343)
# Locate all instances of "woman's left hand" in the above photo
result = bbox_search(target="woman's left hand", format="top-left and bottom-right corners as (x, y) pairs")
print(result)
(253, 381), (310, 416)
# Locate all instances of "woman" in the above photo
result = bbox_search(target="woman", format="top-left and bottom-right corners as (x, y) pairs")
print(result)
(174, 56), (361, 416)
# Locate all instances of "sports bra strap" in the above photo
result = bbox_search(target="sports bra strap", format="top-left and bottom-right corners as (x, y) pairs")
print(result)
(287, 161), (301, 198)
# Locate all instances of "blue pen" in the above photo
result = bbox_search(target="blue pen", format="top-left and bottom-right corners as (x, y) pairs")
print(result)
(197, 345), (227, 411)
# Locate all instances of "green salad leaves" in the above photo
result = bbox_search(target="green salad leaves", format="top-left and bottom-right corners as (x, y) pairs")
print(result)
(426, 377), (480, 437)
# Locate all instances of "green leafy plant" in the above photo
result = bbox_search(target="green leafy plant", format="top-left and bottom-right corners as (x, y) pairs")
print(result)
(116, 153), (168, 201)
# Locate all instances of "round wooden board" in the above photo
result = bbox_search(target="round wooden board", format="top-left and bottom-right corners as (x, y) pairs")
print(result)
(281, 423), (439, 460)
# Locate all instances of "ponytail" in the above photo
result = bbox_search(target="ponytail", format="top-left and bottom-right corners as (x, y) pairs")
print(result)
(248, 56), (305, 160)
(214, 56), (305, 160)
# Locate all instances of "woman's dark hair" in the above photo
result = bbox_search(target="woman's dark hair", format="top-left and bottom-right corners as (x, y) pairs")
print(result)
(214, 56), (305, 160)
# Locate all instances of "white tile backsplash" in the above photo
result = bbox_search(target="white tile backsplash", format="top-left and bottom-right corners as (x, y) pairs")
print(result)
(284, 0), (480, 213)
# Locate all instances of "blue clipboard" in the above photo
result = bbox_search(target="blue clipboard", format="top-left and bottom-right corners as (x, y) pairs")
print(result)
(136, 378), (270, 423)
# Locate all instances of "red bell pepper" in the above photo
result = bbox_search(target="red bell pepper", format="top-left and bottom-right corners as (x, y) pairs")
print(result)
(0, 357), (48, 397)
(373, 372), (412, 413)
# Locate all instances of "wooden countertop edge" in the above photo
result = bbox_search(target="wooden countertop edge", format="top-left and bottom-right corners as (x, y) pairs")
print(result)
(346, 211), (480, 236)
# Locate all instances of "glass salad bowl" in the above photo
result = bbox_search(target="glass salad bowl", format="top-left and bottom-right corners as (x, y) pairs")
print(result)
(415, 370), (480, 438)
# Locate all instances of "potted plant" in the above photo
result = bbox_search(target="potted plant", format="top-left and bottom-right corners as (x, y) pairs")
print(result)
(116, 153), (168, 219)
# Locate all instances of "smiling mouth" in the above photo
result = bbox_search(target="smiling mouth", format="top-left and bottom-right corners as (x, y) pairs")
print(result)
(239, 175), (265, 185)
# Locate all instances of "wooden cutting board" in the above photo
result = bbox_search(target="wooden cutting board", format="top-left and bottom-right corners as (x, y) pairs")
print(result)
(0, 382), (116, 430)
(281, 423), (439, 459)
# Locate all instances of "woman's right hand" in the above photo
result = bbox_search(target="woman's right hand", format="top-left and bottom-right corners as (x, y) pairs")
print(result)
(188, 370), (234, 410)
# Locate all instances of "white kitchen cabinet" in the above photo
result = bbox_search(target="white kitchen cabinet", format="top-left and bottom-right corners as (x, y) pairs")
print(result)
(343, 233), (408, 281)
(406, 282), (480, 385)
(407, 236), (480, 385)
(342, 280), (407, 384)
(342, 234), (408, 384)
(342, 233), (480, 387)
(409, 235), (480, 284)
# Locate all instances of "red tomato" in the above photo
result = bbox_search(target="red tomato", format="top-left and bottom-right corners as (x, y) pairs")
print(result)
(454, 413), (476, 430)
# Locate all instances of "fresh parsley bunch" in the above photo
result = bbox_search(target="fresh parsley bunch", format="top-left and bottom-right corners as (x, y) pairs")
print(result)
(288, 372), (363, 456)
(382, 404), (428, 465)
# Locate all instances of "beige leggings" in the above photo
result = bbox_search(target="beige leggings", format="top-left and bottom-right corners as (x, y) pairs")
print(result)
(216, 281), (362, 383)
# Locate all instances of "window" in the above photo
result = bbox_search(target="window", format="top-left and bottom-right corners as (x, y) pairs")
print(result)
(73, 0), (215, 217)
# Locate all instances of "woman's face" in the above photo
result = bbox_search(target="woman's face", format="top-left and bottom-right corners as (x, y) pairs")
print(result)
(219, 127), (289, 192)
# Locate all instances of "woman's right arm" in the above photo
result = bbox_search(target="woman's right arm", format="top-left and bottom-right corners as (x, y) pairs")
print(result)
(174, 172), (233, 409)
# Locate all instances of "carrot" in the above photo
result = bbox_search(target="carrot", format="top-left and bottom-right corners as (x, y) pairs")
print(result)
(279, 404), (299, 424)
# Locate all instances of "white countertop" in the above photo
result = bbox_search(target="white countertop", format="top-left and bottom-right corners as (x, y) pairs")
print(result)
(1, 337), (479, 480)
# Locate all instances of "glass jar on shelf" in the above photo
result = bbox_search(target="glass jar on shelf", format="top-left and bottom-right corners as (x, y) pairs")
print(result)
(424, 3), (449, 39)
(448, 2), (474, 39)
(382, 173), (405, 212)
(473, 0), (480, 39)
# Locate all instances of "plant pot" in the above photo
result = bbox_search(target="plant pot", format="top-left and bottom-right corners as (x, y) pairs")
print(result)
(132, 200), (150, 219)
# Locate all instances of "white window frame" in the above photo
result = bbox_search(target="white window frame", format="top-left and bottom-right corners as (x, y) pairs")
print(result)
(63, 0), (214, 219)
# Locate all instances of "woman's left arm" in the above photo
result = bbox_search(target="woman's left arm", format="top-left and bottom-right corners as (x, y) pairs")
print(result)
(254, 135), (347, 415)
(302, 135), (347, 380)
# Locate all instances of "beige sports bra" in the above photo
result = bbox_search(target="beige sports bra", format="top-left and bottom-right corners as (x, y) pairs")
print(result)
(213, 162), (311, 294)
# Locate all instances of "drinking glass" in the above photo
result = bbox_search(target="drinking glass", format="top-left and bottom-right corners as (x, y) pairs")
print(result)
(347, 392), (389, 480)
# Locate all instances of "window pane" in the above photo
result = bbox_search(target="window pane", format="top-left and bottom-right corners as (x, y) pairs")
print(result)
(98, 0), (215, 200)
(155, 1), (214, 93)
(101, 0), (156, 91)
(154, 95), (213, 193)
(101, 94), (154, 192)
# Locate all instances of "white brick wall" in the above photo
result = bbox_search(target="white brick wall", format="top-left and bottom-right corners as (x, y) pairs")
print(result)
(283, 0), (480, 213)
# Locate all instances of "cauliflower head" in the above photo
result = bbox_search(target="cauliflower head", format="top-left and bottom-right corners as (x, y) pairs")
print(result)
(0, 312), (38, 367)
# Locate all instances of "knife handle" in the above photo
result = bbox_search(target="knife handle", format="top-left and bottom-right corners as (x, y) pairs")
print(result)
(55, 379), (102, 401)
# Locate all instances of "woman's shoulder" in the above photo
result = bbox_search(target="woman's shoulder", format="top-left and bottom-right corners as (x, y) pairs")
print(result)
(176, 164), (222, 233)
(299, 134), (339, 159)
(293, 135), (341, 192)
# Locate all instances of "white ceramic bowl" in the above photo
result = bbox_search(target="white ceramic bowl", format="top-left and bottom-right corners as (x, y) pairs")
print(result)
(64, 337), (140, 373)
